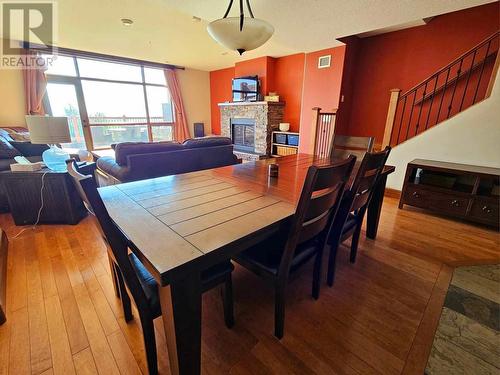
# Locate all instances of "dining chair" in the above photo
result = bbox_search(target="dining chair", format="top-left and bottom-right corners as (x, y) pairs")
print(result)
(66, 159), (235, 375)
(326, 147), (391, 286)
(329, 134), (375, 160)
(233, 156), (356, 339)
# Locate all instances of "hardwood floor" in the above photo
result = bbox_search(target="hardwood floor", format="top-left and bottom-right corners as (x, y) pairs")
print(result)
(0, 197), (498, 375)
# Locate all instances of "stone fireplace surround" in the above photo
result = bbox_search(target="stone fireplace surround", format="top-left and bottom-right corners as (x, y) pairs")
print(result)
(219, 101), (284, 159)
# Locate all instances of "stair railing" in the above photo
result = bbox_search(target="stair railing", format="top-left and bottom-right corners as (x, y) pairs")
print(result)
(382, 31), (499, 148)
(311, 107), (338, 158)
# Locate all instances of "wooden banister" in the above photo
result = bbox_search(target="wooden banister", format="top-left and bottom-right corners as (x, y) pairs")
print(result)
(382, 89), (400, 148)
(313, 108), (337, 158)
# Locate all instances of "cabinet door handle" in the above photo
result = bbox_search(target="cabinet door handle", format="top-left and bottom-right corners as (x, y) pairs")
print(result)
(412, 191), (420, 198)
(482, 206), (492, 214)
(451, 200), (460, 207)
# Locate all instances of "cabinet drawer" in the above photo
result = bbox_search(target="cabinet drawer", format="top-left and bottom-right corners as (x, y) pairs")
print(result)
(468, 198), (499, 226)
(403, 186), (469, 216)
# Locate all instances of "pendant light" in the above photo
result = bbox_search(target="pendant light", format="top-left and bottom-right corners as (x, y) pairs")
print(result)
(207, 0), (274, 55)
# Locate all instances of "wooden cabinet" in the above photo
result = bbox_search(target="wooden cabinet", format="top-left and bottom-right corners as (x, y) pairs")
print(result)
(400, 159), (499, 229)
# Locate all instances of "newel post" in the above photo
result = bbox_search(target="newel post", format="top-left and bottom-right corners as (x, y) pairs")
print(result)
(382, 89), (400, 149)
(310, 107), (321, 154)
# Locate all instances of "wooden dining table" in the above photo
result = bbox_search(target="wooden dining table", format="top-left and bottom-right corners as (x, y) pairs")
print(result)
(99, 153), (395, 375)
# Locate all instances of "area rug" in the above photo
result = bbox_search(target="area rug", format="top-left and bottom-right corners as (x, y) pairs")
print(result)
(425, 264), (500, 374)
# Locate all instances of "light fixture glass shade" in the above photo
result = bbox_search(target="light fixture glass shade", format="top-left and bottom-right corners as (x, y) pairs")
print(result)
(25, 116), (72, 171)
(207, 17), (274, 54)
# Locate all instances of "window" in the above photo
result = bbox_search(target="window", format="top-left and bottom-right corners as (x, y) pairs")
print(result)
(43, 54), (174, 149)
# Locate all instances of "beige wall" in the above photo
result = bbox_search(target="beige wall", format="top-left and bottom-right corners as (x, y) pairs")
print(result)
(386, 72), (500, 190)
(0, 66), (25, 125)
(176, 68), (211, 136)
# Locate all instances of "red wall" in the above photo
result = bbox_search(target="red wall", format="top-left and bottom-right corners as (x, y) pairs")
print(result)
(209, 67), (235, 135)
(273, 53), (305, 132)
(298, 46), (346, 152)
(342, 2), (500, 143)
(209, 55), (306, 134)
(234, 56), (275, 96)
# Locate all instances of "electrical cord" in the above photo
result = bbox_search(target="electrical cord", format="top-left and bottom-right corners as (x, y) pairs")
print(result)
(11, 171), (49, 239)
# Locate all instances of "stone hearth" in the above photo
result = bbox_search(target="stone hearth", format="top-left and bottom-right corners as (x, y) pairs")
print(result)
(219, 101), (284, 157)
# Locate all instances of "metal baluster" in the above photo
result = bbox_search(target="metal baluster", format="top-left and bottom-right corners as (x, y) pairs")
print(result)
(396, 96), (407, 145)
(436, 67), (451, 124)
(447, 58), (464, 119)
(405, 90), (417, 142)
(424, 74), (439, 130)
(458, 50), (477, 112)
(414, 81), (428, 136)
(472, 40), (493, 104)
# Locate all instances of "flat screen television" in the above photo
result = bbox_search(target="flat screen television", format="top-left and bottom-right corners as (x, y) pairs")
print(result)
(232, 76), (259, 102)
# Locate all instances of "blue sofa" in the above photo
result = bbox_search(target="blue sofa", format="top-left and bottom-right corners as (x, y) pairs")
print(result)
(96, 136), (240, 185)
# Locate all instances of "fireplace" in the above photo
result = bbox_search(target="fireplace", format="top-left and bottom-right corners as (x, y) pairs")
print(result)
(219, 101), (285, 159)
(231, 118), (255, 153)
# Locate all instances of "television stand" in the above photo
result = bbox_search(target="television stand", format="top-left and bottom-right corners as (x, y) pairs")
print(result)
(399, 159), (499, 228)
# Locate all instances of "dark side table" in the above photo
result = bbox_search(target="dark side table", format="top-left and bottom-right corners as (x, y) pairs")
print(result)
(4, 163), (96, 226)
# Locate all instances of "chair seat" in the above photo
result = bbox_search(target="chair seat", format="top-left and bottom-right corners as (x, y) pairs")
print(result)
(129, 253), (234, 317)
(343, 213), (358, 234)
(235, 233), (321, 276)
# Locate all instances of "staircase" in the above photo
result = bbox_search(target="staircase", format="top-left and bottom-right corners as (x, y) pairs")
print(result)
(382, 31), (499, 148)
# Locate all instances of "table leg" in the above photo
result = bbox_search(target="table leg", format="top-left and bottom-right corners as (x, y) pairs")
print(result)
(159, 271), (202, 375)
(367, 174), (388, 239)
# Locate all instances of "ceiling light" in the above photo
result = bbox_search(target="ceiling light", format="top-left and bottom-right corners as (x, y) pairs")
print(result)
(207, 0), (274, 55)
(121, 18), (133, 26)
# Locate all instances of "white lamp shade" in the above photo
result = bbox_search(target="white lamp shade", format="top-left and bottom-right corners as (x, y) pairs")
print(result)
(207, 17), (274, 54)
(25, 116), (71, 144)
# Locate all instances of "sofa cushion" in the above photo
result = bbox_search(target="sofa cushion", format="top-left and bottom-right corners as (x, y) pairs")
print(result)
(114, 141), (182, 166)
(182, 136), (232, 149)
(0, 138), (21, 159)
(10, 141), (49, 157)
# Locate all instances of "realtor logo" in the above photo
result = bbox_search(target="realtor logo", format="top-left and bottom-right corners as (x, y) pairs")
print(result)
(1, 1), (57, 68)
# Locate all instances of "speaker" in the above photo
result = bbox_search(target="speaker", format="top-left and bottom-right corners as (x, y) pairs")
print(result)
(194, 123), (205, 138)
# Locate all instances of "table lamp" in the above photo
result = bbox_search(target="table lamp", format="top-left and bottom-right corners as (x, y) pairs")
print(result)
(25, 116), (71, 172)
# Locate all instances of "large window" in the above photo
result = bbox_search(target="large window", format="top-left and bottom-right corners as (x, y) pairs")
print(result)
(43, 54), (174, 149)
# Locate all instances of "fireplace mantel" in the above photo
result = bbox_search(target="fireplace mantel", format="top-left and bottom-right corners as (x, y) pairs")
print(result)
(219, 101), (284, 158)
(218, 101), (285, 107)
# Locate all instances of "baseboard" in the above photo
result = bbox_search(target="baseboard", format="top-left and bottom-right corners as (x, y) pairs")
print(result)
(384, 188), (401, 199)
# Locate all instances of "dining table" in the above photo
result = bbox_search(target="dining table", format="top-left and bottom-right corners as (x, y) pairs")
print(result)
(99, 153), (395, 375)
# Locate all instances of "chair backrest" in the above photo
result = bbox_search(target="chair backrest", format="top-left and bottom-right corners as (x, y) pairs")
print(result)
(278, 156), (356, 276)
(347, 146), (391, 215)
(330, 135), (375, 160)
(66, 159), (152, 312)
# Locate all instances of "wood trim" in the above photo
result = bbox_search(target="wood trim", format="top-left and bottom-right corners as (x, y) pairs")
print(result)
(402, 264), (453, 375)
(384, 188), (401, 199)
(27, 44), (184, 70)
(310, 107), (321, 155)
(485, 44), (500, 98)
(382, 89), (400, 148)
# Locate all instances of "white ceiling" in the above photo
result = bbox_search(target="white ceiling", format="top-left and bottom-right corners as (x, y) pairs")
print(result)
(4, 0), (496, 71)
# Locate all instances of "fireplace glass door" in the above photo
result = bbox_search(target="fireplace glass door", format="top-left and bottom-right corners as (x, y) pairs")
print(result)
(231, 120), (255, 152)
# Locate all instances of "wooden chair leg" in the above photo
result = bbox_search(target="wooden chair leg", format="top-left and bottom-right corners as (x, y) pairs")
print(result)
(140, 317), (158, 375)
(108, 255), (120, 299)
(274, 285), (286, 339)
(327, 242), (340, 287)
(350, 222), (363, 263)
(222, 276), (234, 329)
(312, 249), (323, 300)
(115, 267), (133, 322)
